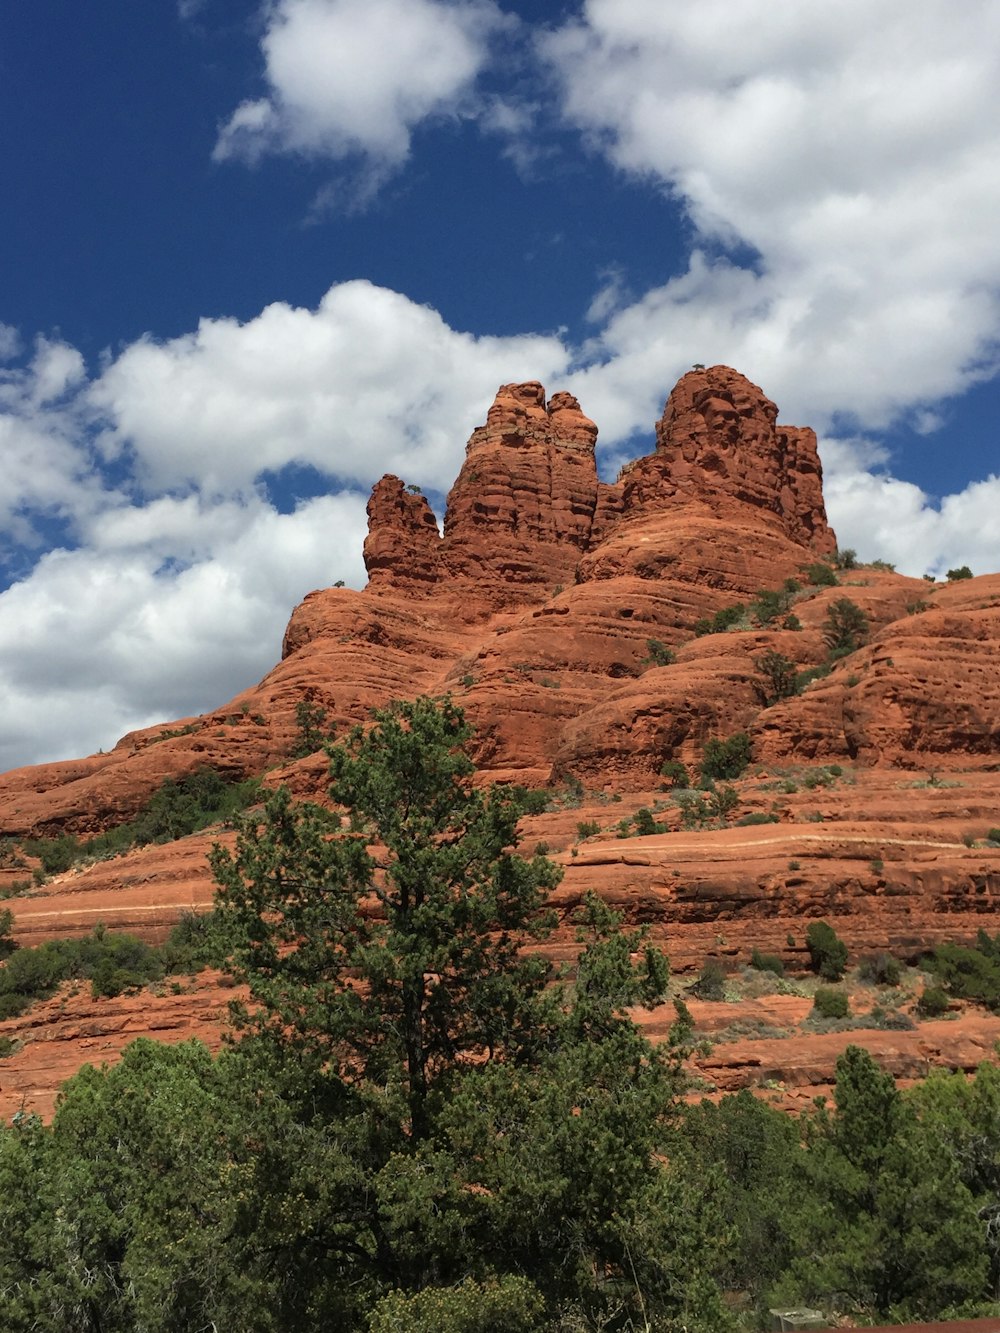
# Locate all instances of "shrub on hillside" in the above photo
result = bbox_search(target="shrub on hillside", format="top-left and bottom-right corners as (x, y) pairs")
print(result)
(927, 940), (1000, 1011)
(692, 958), (727, 1001)
(693, 605), (745, 636)
(813, 987), (849, 1020)
(644, 638), (675, 667)
(659, 759), (690, 789)
(750, 948), (785, 977)
(916, 985), (950, 1017)
(822, 597), (869, 658)
(858, 953), (901, 987)
(803, 561), (838, 586)
(753, 650), (800, 706)
(805, 921), (848, 981)
(701, 733), (752, 782)
(632, 807), (658, 836)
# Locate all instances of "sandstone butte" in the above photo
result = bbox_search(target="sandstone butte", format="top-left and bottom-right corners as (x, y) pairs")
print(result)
(1, 363), (1000, 1119)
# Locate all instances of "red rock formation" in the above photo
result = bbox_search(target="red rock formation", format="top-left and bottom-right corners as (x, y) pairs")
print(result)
(437, 383), (607, 609)
(362, 475), (442, 592)
(630, 365), (836, 553)
(7, 366), (999, 842)
(754, 574), (1000, 768)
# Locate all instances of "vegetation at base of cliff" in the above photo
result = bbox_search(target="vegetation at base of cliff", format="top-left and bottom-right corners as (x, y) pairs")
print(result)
(925, 929), (1000, 1011)
(812, 985), (849, 1019)
(0, 910), (232, 1019)
(4, 701), (1000, 1330)
(6, 1038), (1000, 1329)
(20, 767), (262, 877)
(700, 732), (752, 781)
(805, 920), (849, 981)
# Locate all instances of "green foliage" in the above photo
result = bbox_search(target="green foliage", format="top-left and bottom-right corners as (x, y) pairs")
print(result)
(753, 649), (800, 706)
(0, 926), (166, 1015)
(507, 785), (549, 816)
(693, 604), (745, 636)
(805, 920), (848, 981)
(213, 697), (563, 1140)
(700, 732), (752, 781)
(682, 1090), (802, 1301)
(692, 957), (727, 1001)
(0, 908), (15, 961)
(676, 782), (740, 828)
(774, 1047), (989, 1320)
(803, 560), (838, 586)
(822, 596), (869, 657)
(149, 721), (201, 744)
(748, 587), (791, 625)
(735, 811), (778, 825)
(833, 547), (858, 570)
(0, 839), (25, 871)
(708, 784), (740, 818)
(22, 769), (262, 878)
(158, 909), (233, 975)
(0, 910), (232, 1020)
(917, 984), (950, 1017)
(795, 661), (831, 690)
(987, 827), (1000, 845)
(813, 986), (849, 1019)
(124, 768), (260, 847)
(290, 697), (332, 758)
(750, 948), (785, 976)
(22, 833), (79, 875)
(947, 565), (973, 580)
(575, 819), (599, 838)
(659, 758), (690, 788)
(858, 952), (901, 987)
(643, 637), (675, 667)
(369, 1276), (545, 1332)
(927, 937), (1000, 1010)
(632, 806), (658, 836)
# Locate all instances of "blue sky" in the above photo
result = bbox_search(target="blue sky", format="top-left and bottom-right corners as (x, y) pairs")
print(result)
(1, 0), (999, 770)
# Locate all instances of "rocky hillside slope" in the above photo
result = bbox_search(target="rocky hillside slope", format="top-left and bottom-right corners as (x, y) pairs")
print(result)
(1, 364), (999, 1117)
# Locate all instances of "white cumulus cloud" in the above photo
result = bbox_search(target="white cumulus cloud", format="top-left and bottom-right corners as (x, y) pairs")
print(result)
(0, 281), (570, 768)
(215, 0), (506, 174)
(0, 492), (368, 771)
(90, 279), (569, 495)
(544, 0), (1000, 432)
